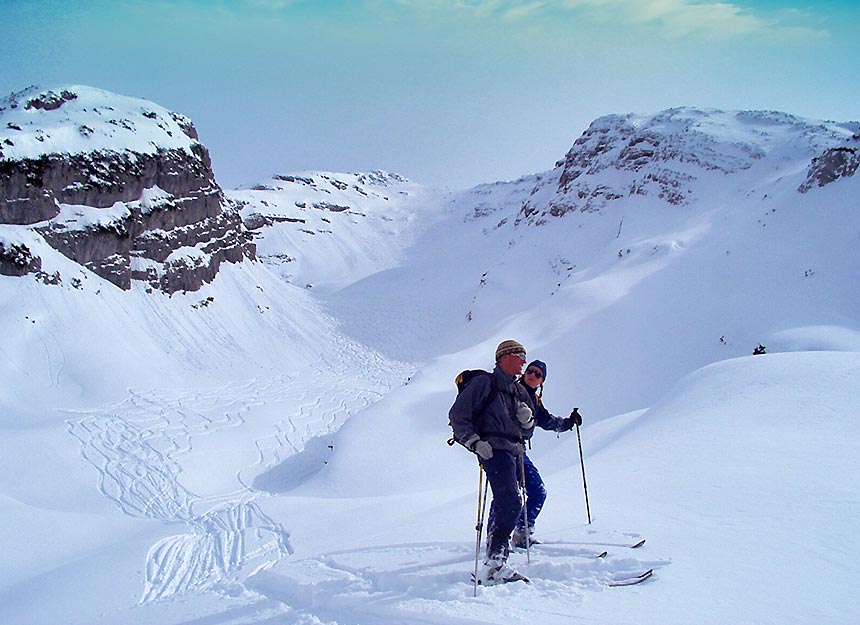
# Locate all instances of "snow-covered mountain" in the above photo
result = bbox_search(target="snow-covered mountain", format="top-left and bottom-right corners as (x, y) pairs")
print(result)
(475, 108), (858, 222)
(0, 85), (253, 292)
(1, 87), (858, 625)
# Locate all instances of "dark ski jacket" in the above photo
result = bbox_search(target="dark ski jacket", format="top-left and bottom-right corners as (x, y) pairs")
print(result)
(520, 380), (566, 435)
(448, 365), (534, 455)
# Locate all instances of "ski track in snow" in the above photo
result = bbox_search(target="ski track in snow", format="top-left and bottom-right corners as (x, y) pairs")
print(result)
(62, 358), (663, 622)
(245, 540), (666, 625)
(65, 349), (413, 605)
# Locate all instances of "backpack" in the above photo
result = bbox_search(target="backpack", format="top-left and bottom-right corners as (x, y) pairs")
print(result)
(455, 369), (499, 418)
(448, 369), (499, 447)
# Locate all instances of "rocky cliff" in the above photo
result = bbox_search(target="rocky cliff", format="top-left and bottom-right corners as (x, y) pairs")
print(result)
(0, 85), (254, 292)
(452, 108), (859, 229)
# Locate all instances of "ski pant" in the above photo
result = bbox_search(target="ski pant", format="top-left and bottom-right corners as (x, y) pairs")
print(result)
(487, 453), (547, 538)
(480, 449), (523, 560)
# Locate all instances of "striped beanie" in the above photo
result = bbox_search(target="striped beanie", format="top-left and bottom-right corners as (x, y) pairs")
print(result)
(495, 339), (526, 361)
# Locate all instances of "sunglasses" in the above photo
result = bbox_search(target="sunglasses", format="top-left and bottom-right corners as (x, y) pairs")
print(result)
(525, 368), (543, 379)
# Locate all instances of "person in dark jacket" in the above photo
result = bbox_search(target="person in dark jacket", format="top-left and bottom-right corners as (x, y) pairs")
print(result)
(511, 359), (582, 549)
(448, 339), (535, 584)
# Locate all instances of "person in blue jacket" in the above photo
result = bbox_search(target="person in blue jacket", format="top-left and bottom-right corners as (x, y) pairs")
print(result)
(511, 359), (582, 549)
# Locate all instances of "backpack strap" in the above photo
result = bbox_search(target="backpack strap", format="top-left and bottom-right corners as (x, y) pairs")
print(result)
(447, 372), (498, 448)
(473, 372), (499, 420)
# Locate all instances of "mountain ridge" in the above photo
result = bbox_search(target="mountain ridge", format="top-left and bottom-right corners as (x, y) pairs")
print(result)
(2, 85), (858, 298)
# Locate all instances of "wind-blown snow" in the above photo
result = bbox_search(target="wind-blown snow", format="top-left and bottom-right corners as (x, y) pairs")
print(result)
(1, 105), (858, 625)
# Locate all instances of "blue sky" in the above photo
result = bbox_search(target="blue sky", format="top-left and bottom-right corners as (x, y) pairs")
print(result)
(2, 0), (858, 188)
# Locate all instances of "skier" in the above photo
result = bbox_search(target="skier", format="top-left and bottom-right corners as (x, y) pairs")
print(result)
(449, 339), (535, 584)
(510, 359), (582, 549)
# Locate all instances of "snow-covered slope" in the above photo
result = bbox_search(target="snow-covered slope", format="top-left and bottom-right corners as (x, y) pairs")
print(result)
(1, 102), (858, 625)
(0, 85), (199, 159)
(230, 170), (447, 292)
(329, 108), (859, 415)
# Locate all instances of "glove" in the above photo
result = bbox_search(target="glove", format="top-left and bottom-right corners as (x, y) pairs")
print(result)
(516, 401), (534, 428)
(465, 434), (494, 459)
(560, 408), (582, 432)
(473, 440), (494, 460)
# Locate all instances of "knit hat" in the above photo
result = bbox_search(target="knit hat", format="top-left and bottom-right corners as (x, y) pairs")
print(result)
(526, 359), (547, 380)
(495, 339), (526, 361)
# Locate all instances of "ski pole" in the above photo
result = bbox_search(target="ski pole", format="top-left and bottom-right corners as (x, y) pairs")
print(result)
(520, 451), (531, 563)
(575, 417), (592, 524)
(473, 463), (489, 596)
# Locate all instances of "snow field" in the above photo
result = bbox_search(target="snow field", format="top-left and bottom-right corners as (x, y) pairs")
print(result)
(2, 108), (859, 624)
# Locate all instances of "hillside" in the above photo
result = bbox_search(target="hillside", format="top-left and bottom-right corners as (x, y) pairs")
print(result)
(328, 108), (859, 416)
(1, 91), (859, 625)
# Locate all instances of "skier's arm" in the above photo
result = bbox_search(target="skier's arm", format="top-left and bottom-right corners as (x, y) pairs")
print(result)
(528, 396), (565, 432)
(536, 401), (583, 432)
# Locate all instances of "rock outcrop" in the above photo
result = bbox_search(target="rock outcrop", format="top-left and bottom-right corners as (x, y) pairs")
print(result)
(799, 138), (860, 192)
(519, 108), (780, 224)
(453, 109), (859, 228)
(0, 240), (42, 276)
(0, 85), (254, 293)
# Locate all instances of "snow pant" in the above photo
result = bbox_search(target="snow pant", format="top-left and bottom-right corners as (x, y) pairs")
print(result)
(480, 449), (523, 560)
(487, 453), (547, 538)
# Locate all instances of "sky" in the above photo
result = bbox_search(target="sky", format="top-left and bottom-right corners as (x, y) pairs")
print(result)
(2, 0), (859, 189)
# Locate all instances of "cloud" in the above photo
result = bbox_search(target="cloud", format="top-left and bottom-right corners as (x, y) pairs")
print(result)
(614, 0), (828, 40)
(502, 1), (549, 20)
(623, 0), (769, 38)
(241, 0), (304, 7)
(379, 0), (827, 41)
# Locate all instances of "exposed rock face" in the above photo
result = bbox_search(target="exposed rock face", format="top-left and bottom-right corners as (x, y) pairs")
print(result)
(799, 142), (860, 192)
(478, 109), (859, 228)
(0, 143), (216, 224)
(0, 240), (41, 276)
(535, 109), (770, 222)
(0, 85), (255, 293)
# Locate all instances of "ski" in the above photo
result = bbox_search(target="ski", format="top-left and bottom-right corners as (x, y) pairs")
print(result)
(471, 572), (531, 586)
(518, 542), (608, 559)
(592, 538), (645, 555)
(529, 537), (644, 558)
(471, 568), (652, 587)
(608, 569), (653, 587)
